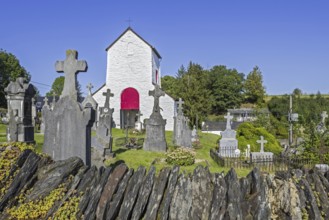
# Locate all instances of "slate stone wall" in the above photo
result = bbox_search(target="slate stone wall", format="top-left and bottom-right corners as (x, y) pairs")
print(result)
(1, 149), (329, 220)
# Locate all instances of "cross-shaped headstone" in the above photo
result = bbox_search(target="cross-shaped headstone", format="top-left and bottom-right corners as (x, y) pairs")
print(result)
(177, 98), (184, 115)
(87, 83), (93, 96)
(224, 112), (233, 130)
(149, 84), (165, 113)
(43, 96), (49, 107)
(103, 89), (114, 109)
(137, 110), (143, 123)
(321, 111), (328, 124)
(55, 50), (87, 100)
(256, 136), (268, 153)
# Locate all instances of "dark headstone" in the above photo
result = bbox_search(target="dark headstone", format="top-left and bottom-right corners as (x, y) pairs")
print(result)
(92, 89), (115, 158)
(143, 85), (167, 152)
(173, 98), (192, 147)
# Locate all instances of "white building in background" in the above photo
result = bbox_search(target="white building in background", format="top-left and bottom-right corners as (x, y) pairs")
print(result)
(93, 27), (175, 130)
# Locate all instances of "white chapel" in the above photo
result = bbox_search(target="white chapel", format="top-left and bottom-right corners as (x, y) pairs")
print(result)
(93, 27), (175, 130)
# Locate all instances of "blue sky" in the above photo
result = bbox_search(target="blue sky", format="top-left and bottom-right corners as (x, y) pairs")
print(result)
(1, 1), (329, 96)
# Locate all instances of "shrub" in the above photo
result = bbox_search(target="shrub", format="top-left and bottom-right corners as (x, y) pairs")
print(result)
(166, 147), (195, 166)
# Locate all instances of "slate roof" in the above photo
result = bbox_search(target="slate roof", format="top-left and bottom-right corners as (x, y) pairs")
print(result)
(105, 27), (162, 59)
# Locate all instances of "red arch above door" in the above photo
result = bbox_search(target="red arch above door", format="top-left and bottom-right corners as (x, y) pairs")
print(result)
(121, 87), (140, 110)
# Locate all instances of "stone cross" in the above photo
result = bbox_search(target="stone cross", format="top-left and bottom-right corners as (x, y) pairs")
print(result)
(321, 111), (328, 124)
(149, 84), (165, 113)
(177, 98), (184, 115)
(137, 111), (143, 123)
(103, 89), (114, 109)
(87, 83), (93, 96)
(43, 96), (49, 107)
(52, 91), (56, 108)
(257, 136), (268, 153)
(224, 112), (233, 130)
(55, 50), (87, 100)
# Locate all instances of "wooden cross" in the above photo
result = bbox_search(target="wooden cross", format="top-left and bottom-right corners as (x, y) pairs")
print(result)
(177, 98), (184, 114)
(55, 50), (87, 100)
(257, 136), (268, 153)
(87, 83), (93, 96)
(321, 111), (328, 124)
(149, 84), (165, 113)
(224, 112), (233, 130)
(102, 89), (114, 109)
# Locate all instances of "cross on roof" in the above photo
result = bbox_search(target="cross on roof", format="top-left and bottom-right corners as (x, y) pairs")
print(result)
(224, 112), (233, 130)
(256, 136), (268, 153)
(125, 18), (133, 27)
(55, 50), (87, 100)
(321, 111), (328, 124)
(87, 83), (93, 96)
(149, 84), (165, 113)
(102, 89), (114, 109)
(177, 98), (184, 114)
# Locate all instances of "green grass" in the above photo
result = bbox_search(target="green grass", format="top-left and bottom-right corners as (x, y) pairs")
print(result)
(1, 124), (253, 177)
(106, 128), (252, 177)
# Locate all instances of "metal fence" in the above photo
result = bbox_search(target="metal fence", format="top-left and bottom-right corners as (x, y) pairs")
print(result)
(210, 149), (313, 172)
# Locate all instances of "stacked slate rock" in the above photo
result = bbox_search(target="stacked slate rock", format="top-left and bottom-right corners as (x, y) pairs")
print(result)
(2, 146), (329, 219)
(173, 98), (192, 147)
(4, 77), (36, 143)
(143, 85), (167, 152)
(92, 89), (115, 157)
(42, 50), (95, 166)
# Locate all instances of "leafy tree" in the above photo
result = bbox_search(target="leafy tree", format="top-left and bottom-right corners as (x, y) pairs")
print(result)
(292, 88), (302, 97)
(176, 62), (212, 128)
(237, 122), (282, 155)
(244, 66), (266, 104)
(46, 76), (83, 101)
(0, 49), (31, 108)
(207, 65), (244, 114)
(161, 75), (179, 99)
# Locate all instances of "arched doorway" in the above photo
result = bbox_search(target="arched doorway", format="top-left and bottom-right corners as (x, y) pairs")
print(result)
(120, 87), (139, 129)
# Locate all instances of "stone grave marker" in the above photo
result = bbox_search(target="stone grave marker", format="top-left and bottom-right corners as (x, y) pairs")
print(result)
(92, 88), (115, 157)
(82, 82), (98, 127)
(42, 50), (95, 166)
(173, 98), (192, 147)
(250, 136), (273, 163)
(143, 85), (167, 152)
(135, 110), (143, 131)
(218, 112), (239, 157)
(4, 77), (36, 143)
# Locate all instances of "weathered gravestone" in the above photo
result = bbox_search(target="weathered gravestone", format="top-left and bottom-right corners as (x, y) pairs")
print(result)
(135, 110), (143, 131)
(82, 83), (98, 128)
(250, 136), (273, 163)
(4, 77), (36, 143)
(173, 98), (192, 147)
(218, 112), (239, 157)
(92, 89), (115, 157)
(42, 50), (95, 166)
(40, 97), (49, 134)
(143, 85), (167, 152)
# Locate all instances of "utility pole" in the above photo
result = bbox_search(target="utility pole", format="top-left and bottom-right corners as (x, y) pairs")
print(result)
(288, 95), (298, 148)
